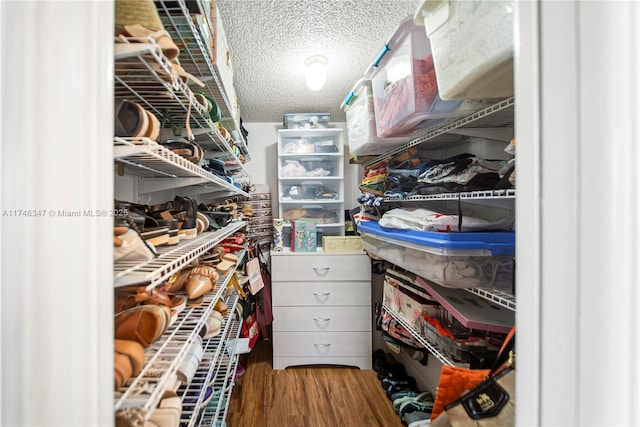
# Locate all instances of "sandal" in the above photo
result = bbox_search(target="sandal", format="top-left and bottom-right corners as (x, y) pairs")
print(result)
(122, 24), (179, 61)
(114, 99), (149, 138)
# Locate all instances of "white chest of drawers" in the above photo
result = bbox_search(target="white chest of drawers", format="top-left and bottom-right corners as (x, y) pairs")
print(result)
(270, 249), (372, 370)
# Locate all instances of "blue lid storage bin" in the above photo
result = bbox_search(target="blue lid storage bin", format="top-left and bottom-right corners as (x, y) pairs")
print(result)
(358, 221), (514, 291)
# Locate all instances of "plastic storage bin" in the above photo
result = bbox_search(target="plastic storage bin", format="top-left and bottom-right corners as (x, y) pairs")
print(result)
(341, 79), (408, 156)
(283, 113), (330, 129)
(366, 16), (462, 137)
(358, 221), (514, 292)
(414, 0), (514, 100)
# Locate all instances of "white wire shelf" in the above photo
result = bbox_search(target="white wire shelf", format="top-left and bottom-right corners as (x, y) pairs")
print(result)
(365, 98), (515, 167)
(114, 39), (249, 169)
(155, 0), (250, 161)
(178, 293), (241, 427)
(114, 137), (249, 195)
(466, 287), (516, 311)
(381, 304), (454, 367)
(192, 316), (242, 426)
(114, 220), (247, 288)
(114, 276), (239, 415)
(384, 189), (516, 203)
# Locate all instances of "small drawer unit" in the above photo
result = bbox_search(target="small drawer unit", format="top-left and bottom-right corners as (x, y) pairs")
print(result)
(270, 250), (372, 370)
(277, 128), (345, 236)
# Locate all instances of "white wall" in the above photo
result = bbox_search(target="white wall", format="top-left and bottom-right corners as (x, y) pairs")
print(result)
(516, 1), (640, 425)
(242, 122), (362, 218)
(1, 1), (113, 425)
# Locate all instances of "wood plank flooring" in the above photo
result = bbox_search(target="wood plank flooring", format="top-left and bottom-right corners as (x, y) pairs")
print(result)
(226, 340), (404, 427)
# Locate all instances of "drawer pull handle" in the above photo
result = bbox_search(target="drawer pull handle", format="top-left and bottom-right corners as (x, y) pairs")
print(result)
(313, 317), (330, 322)
(313, 292), (330, 296)
(313, 343), (331, 348)
(312, 267), (330, 271)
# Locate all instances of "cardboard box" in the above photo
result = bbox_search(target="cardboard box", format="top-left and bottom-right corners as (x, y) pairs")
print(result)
(321, 236), (363, 253)
(290, 220), (317, 252)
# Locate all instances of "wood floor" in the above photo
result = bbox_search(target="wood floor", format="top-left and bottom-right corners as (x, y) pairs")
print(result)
(226, 340), (404, 427)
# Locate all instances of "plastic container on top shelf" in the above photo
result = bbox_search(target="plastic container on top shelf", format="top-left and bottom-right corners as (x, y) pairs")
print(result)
(341, 79), (408, 156)
(366, 16), (462, 138)
(413, 0), (515, 100)
(358, 220), (515, 292)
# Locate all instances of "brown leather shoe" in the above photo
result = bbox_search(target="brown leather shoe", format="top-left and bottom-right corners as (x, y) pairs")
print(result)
(114, 352), (132, 389)
(114, 305), (169, 347)
(115, 339), (145, 376)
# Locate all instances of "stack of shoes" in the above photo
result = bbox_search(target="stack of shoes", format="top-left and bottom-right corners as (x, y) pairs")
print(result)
(244, 185), (273, 252)
(394, 391), (434, 426)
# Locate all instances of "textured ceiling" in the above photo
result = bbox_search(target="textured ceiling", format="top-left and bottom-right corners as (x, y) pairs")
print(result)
(216, 0), (419, 123)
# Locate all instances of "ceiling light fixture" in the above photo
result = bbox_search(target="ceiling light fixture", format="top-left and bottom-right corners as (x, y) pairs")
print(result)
(304, 55), (328, 91)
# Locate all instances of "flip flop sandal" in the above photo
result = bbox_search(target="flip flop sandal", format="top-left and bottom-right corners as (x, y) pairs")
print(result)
(122, 24), (180, 61)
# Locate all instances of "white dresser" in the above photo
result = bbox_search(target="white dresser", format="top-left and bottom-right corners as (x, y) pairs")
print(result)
(270, 249), (372, 370)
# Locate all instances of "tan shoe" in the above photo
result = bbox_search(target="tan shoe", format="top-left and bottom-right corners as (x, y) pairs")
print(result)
(115, 339), (145, 377)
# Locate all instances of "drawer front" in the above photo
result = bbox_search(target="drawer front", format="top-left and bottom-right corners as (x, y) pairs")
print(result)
(271, 253), (370, 282)
(272, 306), (371, 332)
(272, 281), (371, 306)
(273, 331), (372, 358)
(273, 356), (372, 370)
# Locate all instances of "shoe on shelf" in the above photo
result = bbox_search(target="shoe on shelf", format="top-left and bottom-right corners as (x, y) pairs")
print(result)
(114, 99), (149, 138)
(173, 196), (198, 239)
(115, 339), (145, 377)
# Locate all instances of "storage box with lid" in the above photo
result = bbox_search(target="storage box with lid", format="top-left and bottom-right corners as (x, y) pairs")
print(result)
(413, 0), (515, 100)
(340, 79), (408, 156)
(358, 221), (514, 292)
(283, 113), (331, 129)
(321, 236), (363, 253)
(366, 16), (462, 137)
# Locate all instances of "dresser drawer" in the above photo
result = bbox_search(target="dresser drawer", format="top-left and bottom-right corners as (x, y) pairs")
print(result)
(271, 253), (370, 282)
(272, 306), (371, 332)
(272, 281), (371, 306)
(273, 331), (371, 358)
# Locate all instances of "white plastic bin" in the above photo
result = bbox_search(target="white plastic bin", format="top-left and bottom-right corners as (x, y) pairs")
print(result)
(366, 16), (462, 138)
(414, 0), (515, 100)
(340, 79), (408, 156)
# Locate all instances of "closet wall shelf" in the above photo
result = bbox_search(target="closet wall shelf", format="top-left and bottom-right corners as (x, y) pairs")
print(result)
(385, 189), (515, 203)
(365, 97), (515, 167)
(179, 293), (241, 427)
(114, 286), (238, 417)
(114, 220), (246, 289)
(381, 304), (455, 367)
(155, 0), (250, 159)
(114, 40), (246, 166)
(466, 288), (516, 311)
(114, 137), (249, 196)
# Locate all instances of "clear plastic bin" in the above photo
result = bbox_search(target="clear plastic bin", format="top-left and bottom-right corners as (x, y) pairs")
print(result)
(341, 79), (408, 156)
(366, 16), (462, 137)
(414, 0), (514, 100)
(359, 221), (514, 292)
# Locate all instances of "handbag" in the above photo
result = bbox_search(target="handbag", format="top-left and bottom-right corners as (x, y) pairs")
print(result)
(431, 328), (515, 427)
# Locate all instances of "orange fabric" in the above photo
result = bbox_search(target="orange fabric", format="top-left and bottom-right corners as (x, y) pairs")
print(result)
(431, 365), (490, 420)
